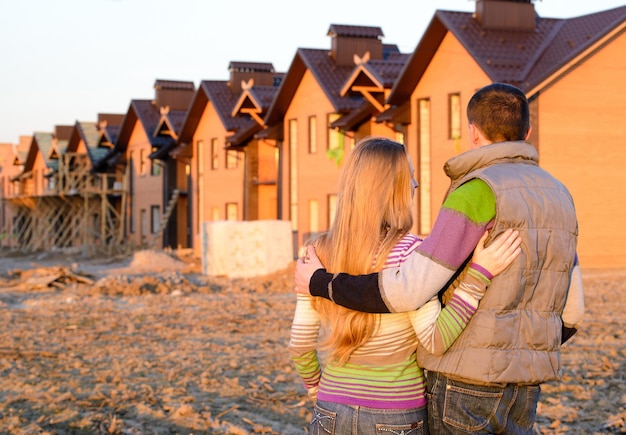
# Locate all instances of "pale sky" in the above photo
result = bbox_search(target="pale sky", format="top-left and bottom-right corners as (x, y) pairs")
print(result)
(0, 0), (624, 144)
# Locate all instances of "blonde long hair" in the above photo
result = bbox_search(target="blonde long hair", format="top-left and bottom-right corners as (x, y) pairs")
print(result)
(312, 137), (414, 365)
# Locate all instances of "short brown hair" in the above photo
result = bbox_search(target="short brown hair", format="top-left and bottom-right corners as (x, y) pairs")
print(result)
(467, 83), (530, 142)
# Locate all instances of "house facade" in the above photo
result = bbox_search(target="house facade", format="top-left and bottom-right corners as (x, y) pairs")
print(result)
(175, 62), (281, 254)
(2, 2), (625, 268)
(114, 80), (194, 249)
(265, 24), (406, 251)
(384, 1), (626, 268)
(1, 136), (30, 248)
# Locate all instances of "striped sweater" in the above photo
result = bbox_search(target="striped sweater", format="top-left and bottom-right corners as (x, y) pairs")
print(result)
(310, 179), (496, 313)
(289, 233), (490, 409)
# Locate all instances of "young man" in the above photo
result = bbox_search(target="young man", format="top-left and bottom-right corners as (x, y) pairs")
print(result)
(294, 83), (584, 434)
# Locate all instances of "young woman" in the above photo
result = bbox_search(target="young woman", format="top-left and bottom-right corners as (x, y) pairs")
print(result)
(289, 137), (520, 435)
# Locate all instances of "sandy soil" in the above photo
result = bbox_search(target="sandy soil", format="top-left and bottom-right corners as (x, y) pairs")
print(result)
(0, 248), (624, 435)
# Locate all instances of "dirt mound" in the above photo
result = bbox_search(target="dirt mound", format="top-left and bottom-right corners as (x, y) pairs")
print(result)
(128, 250), (190, 271)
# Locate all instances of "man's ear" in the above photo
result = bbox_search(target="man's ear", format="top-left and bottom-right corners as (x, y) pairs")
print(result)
(468, 123), (480, 148)
(524, 125), (533, 141)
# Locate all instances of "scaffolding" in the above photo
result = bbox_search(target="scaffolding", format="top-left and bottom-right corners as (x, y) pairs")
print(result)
(3, 152), (129, 255)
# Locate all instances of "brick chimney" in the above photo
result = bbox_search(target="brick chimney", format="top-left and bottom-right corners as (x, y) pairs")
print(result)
(228, 62), (277, 93)
(328, 24), (384, 66)
(153, 80), (195, 111)
(475, 0), (537, 31)
(54, 125), (73, 141)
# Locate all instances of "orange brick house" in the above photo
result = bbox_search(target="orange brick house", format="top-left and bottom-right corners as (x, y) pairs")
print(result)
(174, 62), (282, 254)
(382, 0), (626, 268)
(112, 79), (194, 249)
(226, 72), (284, 222)
(0, 141), (19, 246)
(264, 24), (405, 251)
(0, 136), (30, 247)
(5, 127), (71, 250)
(58, 115), (125, 249)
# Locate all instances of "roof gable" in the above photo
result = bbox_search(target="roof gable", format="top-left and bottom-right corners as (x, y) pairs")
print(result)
(177, 80), (255, 146)
(149, 107), (190, 160)
(12, 136), (30, 166)
(388, 5), (626, 103)
(265, 48), (362, 125)
(24, 132), (54, 173)
(115, 100), (171, 151)
(340, 52), (409, 112)
(231, 79), (280, 126)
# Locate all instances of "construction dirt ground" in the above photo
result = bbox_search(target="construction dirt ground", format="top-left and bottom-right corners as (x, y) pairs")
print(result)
(0, 248), (624, 434)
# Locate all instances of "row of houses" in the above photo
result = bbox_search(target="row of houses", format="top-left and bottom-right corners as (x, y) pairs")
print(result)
(1, 0), (625, 268)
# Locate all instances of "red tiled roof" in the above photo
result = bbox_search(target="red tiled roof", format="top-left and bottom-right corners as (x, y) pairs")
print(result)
(248, 85), (281, 111)
(388, 5), (626, 103)
(200, 81), (256, 132)
(165, 110), (188, 135)
(113, 100), (174, 157)
(524, 7), (626, 90)
(23, 132), (54, 172)
(265, 48), (363, 125)
(360, 55), (410, 88)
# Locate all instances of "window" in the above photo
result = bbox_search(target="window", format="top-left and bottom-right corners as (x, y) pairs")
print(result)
(327, 113), (343, 150)
(308, 116), (317, 153)
(211, 207), (220, 221)
(151, 205), (161, 233)
(289, 119), (298, 231)
(211, 138), (219, 169)
(140, 149), (147, 175)
(328, 194), (337, 228)
(226, 203), (238, 221)
(418, 98), (432, 235)
(197, 140), (205, 226)
(348, 136), (356, 150)
(327, 113), (345, 165)
(226, 149), (238, 169)
(140, 209), (147, 243)
(309, 199), (319, 233)
(151, 159), (161, 176)
(448, 93), (461, 140)
(395, 131), (405, 145)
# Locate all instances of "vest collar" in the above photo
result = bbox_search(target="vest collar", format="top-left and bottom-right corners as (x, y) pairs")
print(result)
(444, 141), (539, 182)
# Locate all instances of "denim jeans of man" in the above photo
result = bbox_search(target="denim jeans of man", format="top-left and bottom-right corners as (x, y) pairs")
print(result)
(426, 371), (540, 434)
(310, 400), (429, 435)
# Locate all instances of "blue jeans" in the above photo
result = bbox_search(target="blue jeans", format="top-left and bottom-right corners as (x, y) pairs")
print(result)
(310, 400), (429, 435)
(426, 371), (540, 434)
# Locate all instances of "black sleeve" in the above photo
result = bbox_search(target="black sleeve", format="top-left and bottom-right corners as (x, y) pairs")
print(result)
(309, 270), (390, 313)
(561, 325), (578, 344)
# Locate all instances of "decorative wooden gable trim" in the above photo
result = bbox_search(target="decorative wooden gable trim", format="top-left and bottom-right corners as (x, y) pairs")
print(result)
(48, 144), (59, 160)
(231, 79), (266, 127)
(340, 52), (387, 113)
(98, 133), (114, 148)
(97, 120), (114, 148)
(153, 106), (178, 140)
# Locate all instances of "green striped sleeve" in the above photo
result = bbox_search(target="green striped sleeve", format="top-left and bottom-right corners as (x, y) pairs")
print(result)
(443, 178), (496, 225)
